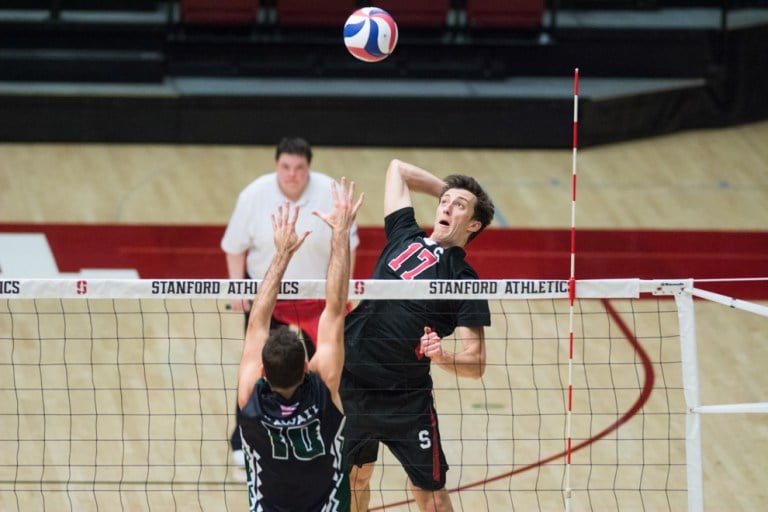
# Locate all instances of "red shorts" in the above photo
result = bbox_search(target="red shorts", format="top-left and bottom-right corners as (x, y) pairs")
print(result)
(271, 300), (351, 347)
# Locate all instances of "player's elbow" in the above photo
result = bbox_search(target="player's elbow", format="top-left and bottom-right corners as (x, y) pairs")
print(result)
(477, 357), (487, 377)
(319, 306), (345, 333)
(324, 297), (345, 317)
(467, 359), (486, 379)
(450, 354), (485, 379)
(468, 350), (486, 379)
(462, 336), (486, 378)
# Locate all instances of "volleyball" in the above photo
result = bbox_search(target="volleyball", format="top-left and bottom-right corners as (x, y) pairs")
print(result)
(343, 7), (398, 63)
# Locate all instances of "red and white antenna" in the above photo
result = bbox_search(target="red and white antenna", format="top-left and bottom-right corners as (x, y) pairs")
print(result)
(564, 67), (579, 512)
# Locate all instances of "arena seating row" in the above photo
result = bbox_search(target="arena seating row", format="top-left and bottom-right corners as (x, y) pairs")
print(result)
(179, 0), (544, 29)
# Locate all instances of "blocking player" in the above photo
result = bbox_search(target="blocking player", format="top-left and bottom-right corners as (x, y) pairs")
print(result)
(237, 178), (363, 511)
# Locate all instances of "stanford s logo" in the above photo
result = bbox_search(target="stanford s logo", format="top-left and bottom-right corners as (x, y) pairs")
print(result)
(354, 280), (365, 295)
(76, 280), (88, 295)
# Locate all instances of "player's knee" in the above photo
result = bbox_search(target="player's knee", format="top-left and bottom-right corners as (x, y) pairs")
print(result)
(350, 462), (375, 486)
(410, 484), (452, 512)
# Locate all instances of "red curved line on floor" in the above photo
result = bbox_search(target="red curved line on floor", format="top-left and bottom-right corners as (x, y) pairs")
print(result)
(373, 298), (656, 510)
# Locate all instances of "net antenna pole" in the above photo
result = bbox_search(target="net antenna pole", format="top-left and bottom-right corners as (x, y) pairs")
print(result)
(564, 67), (579, 512)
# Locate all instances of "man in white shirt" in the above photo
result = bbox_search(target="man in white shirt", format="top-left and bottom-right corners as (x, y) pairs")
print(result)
(221, 136), (360, 466)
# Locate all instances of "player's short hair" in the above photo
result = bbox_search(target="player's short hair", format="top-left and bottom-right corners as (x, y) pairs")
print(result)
(442, 174), (495, 243)
(262, 327), (306, 389)
(276, 136), (313, 164)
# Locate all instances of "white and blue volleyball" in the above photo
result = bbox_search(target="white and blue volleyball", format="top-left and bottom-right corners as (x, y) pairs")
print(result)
(343, 8), (398, 62)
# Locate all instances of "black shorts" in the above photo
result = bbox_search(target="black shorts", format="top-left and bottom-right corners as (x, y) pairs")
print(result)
(340, 370), (448, 491)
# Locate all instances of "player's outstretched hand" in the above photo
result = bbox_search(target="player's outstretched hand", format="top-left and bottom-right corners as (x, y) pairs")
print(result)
(272, 201), (310, 256)
(313, 177), (364, 233)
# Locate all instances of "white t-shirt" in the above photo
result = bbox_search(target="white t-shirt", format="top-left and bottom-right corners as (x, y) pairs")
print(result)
(221, 171), (360, 280)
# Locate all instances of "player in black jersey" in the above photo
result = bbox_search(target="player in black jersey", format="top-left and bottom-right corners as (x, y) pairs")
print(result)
(341, 160), (495, 511)
(237, 177), (363, 512)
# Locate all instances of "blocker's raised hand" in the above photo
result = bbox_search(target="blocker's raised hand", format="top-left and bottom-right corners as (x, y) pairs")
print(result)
(313, 176), (364, 233)
(271, 201), (310, 256)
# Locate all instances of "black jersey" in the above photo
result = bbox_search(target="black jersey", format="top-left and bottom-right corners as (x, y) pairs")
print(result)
(344, 207), (491, 390)
(238, 372), (348, 512)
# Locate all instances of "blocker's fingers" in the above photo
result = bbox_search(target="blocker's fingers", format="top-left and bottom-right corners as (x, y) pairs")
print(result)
(330, 179), (340, 204)
(352, 191), (364, 216)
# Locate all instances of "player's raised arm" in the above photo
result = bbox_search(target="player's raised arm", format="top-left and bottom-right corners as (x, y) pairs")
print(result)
(237, 203), (310, 409)
(309, 177), (364, 411)
(384, 159), (446, 216)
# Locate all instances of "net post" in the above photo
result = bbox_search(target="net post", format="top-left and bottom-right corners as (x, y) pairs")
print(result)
(674, 286), (704, 512)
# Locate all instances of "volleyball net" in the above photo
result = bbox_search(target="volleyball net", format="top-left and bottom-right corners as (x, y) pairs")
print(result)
(1, 278), (766, 511)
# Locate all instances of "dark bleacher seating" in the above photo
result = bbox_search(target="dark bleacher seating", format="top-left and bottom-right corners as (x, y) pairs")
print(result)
(465, 0), (544, 29)
(371, 0), (451, 28)
(275, 0), (357, 27)
(180, 0), (259, 25)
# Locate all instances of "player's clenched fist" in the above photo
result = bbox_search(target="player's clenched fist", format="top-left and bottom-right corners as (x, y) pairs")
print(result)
(420, 326), (445, 360)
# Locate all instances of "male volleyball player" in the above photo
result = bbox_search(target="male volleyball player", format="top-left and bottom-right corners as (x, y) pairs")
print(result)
(237, 177), (363, 511)
(341, 159), (495, 511)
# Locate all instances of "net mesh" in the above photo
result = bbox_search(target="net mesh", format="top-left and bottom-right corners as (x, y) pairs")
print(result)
(2, 298), (244, 511)
(1, 279), (688, 511)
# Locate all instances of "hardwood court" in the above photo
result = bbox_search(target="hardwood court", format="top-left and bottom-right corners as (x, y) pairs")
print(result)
(1, 121), (767, 511)
(1, 121), (766, 230)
